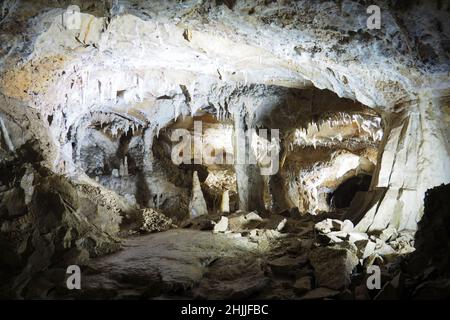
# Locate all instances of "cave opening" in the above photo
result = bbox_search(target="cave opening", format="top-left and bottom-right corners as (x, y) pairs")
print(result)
(328, 173), (372, 210)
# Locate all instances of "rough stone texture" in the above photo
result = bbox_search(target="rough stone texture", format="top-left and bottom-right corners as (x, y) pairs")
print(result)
(0, 0), (449, 300)
(189, 171), (209, 218)
(314, 215), (415, 266)
(1, 1), (448, 228)
(293, 276), (312, 295)
(194, 256), (270, 300)
(403, 184), (450, 299)
(0, 162), (121, 298)
(228, 211), (264, 232)
(268, 254), (309, 277)
(23, 229), (268, 299)
(309, 246), (359, 290)
(407, 184), (450, 277)
(140, 208), (172, 233)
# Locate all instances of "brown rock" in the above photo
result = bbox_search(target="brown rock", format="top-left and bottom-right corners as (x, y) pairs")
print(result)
(309, 246), (359, 290)
(293, 276), (312, 295)
(299, 287), (340, 300)
(268, 254), (308, 277)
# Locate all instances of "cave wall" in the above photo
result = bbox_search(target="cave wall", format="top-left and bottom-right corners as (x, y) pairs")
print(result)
(353, 95), (450, 231)
(0, 0), (449, 233)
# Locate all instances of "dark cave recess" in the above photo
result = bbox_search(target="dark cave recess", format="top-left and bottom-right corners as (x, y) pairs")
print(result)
(329, 174), (372, 209)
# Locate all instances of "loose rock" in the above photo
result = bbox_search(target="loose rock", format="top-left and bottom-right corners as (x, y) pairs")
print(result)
(309, 246), (359, 290)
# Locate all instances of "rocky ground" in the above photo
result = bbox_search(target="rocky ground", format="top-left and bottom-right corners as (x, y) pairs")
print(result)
(0, 0), (449, 300)
(0, 143), (448, 300)
(5, 201), (439, 300)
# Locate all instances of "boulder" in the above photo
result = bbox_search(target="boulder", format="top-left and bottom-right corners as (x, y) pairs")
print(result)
(315, 219), (334, 233)
(341, 220), (354, 233)
(213, 216), (229, 233)
(315, 218), (353, 234)
(245, 211), (264, 222)
(331, 220), (343, 231)
(0, 188), (27, 218)
(194, 257), (269, 300)
(324, 232), (345, 243)
(354, 239), (377, 259)
(379, 227), (398, 242)
(348, 232), (369, 243)
(309, 246), (359, 290)
(293, 276), (312, 295)
(228, 211), (263, 231)
(268, 255), (309, 277)
(373, 240), (396, 256)
(182, 215), (214, 231)
(364, 254), (384, 268)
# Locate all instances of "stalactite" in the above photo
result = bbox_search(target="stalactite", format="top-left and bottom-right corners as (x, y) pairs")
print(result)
(0, 115), (15, 152)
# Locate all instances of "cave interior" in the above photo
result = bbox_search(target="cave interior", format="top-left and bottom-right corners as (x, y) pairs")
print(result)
(0, 0), (450, 300)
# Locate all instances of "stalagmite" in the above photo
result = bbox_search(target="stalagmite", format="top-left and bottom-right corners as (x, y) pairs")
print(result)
(220, 190), (230, 213)
(119, 162), (124, 176)
(189, 171), (208, 218)
(122, 156), (129, 176)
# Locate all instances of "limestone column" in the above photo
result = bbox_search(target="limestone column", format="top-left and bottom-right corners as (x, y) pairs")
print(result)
(269, 136), (294, 213)
(233, 108), (265, 213)
(142, 127), (155, 173)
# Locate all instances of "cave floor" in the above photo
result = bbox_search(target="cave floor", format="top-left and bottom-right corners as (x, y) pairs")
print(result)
(52, 216), (335, 300)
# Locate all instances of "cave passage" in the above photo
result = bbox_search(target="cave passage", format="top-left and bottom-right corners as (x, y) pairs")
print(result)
(329, 174), (372, 209)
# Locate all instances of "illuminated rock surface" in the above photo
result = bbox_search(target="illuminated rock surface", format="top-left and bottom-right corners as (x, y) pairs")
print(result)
(0, 0), (449, 299)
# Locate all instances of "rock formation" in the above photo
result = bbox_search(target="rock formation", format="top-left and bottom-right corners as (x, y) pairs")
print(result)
(220, 190), (230, 213)
(0, 0), (449, 300)
(189, 171), (208, 218)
